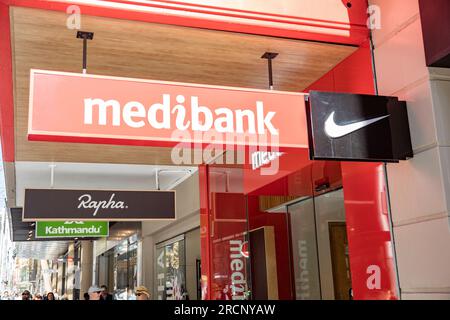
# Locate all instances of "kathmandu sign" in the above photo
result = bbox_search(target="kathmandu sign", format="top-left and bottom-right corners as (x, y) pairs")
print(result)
(35, 221), (109, 238)
(27, 69), (308, 149)
(23, 189), (176, 221)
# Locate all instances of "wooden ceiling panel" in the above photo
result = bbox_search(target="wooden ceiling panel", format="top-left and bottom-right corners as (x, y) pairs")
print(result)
(10, 6), (356, 165)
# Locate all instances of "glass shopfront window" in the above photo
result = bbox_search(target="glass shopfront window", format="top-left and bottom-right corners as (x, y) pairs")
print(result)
(288, 189), (350, 300)
(289, 197), (321, 300)
(96, 235), (138, 300)
(203, 149), (353, 300)
(73, 242), (82, 300)
(155, 235), (186, 300)
(113, 235), (138, 300)
(207, 165), (251, 300)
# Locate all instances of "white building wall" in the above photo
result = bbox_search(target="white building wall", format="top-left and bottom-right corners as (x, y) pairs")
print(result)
(0, 208), (14, 295)
(140, 171), (200, 299)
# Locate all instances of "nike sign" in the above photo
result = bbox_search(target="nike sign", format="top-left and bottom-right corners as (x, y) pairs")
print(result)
(308, 91), (412, 161)
(324, 111), (389, 138)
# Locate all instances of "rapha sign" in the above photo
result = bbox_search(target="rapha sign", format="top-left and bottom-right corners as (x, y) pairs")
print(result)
(78, 193), (128, 216)
(23, 189), (176, 221)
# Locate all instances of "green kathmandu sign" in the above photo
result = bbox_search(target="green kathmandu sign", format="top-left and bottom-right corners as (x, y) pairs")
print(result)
(35, 221), (109, 238)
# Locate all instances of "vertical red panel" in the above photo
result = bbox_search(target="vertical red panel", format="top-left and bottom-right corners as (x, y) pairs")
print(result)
(247, 195), (293, 300)
(210, 192), (248, 300)
(0, 2), (15, 162)
(341, 163), (398, 300)
(200, 165), (250, 300)
(306, 44), (399, 300)
(198, 165), (211, 300)
(419, 0), (450, 67)
(305, 42), (375, 95)
(333, 43), (376, 94)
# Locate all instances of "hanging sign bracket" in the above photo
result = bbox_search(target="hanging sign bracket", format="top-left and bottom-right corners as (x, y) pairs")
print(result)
(76, 31), (94, 74)
(261, 52), (278, 90)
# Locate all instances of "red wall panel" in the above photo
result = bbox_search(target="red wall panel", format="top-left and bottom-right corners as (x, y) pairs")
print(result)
(419, 0), (450, 67)
(0, 2), (15, 162)
(247, 195), (293, 300)
(341, 162), (398, 300)
(306, 43), (399, 300)
(305, 42), (375, 95)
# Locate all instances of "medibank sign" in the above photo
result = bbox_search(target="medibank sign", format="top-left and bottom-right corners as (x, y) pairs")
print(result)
(28, 70), (308, 149)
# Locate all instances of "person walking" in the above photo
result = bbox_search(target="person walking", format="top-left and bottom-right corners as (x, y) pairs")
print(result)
(46, 292), (56, 300)
(2, 291), (10, 300)
(33, 294), (43, 300)
(21, 290), (31, 300)
(100, 285), (113, 300)
(88, 285), (102, 300)
(135, 286), (150, 300)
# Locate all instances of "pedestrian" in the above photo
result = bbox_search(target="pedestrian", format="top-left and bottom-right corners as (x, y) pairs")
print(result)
(181, 285), (189, 300)
(21, 290), (31, 300)
(46, 292), (55, 300)
(2, 291), (10, 300)
(83, 292), (90, 300)
(88, 285), (102, 300)
(33, 293), (43, 300)
(135, 286), (150, 300)
(100, 285), (113, 300)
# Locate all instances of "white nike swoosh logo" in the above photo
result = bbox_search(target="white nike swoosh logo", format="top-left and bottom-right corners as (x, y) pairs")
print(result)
(324, 111), (389, 138)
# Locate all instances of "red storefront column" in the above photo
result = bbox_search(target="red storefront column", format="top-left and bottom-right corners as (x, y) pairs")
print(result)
(341, 163), (399, 299)
(307, 45), (400, 300)
(0, 2), (15, 162)
(199, 165), (212, 300)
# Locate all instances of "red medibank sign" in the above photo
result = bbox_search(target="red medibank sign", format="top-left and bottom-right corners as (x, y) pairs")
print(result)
(28, 69), (308, 148)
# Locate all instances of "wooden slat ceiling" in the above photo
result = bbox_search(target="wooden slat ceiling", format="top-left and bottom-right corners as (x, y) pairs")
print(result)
(10, 6), (356, 165)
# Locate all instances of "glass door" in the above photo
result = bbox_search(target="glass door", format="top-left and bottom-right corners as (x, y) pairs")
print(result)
(288, 197), (321, 300)
(288, 188), (351, 300)
(155, 235), (187, 300)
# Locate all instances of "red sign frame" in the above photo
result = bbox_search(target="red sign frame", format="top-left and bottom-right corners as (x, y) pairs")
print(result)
(28, 69), (308, 150)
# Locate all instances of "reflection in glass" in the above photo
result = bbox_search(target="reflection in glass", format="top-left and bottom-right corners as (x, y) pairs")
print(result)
(156, 237), (186, 300)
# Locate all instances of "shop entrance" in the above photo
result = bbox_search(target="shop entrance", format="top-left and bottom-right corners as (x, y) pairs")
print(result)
(329, 222), (351, 300)
(201, 151), (399, 300)
(95, 235), (138, 300)
(202, 149), (356, 300)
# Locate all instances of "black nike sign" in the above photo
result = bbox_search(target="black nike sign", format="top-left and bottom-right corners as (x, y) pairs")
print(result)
(307, 91), (413, 162)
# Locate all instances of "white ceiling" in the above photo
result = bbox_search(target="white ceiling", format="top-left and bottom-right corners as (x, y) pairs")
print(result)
(14, 241), (70, 260)
(15, 161), (197, 207)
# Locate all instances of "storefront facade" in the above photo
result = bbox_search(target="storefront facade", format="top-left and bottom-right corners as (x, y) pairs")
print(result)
(0, 0), (449, 300)
(95, 234), (138, 299)
(155, 228), (201, 300)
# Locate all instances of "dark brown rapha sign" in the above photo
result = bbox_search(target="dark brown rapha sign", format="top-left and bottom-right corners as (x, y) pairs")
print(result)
(23, 189), (176, 221)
